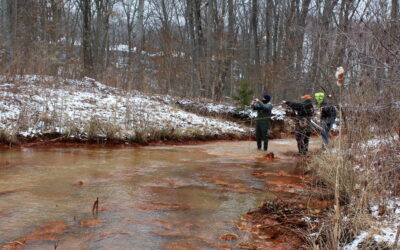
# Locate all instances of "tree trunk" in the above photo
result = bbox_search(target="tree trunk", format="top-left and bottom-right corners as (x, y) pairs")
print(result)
(186, 0), (198, 96)
(81, 0), (93, 76)
(136, 0), (145, 90)
(194, 0), (204, 97)
(250, 0), (262, 93)
(251, 0), (260, 66)
(295, 0), (311, 72)
(310, 0), (336, 91)
(207, 0), (217, 99)
(272, 3), (280, 62)
(160, 0), (173, 94)
(282, 0), (298, 71)
(136, 0), (145, 50)
(2, 0), (15, 62)
(224, 0), (235, 96)
(264, 0), (273, 64)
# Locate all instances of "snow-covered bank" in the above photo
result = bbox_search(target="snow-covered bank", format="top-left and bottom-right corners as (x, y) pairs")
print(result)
(345, 199), (400, 249)
(344, 136), (400, 249)
(306, 133), (400, 249)
(151, 94), (287, 121)
(0, 76), (249, 143)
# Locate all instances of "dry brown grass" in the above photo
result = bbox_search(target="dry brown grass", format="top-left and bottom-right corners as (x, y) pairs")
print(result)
(306, 88), (400, 249)
(307, 140), (400, 249)
(308, 144), (356, 205)
(0, 129), (18, 145)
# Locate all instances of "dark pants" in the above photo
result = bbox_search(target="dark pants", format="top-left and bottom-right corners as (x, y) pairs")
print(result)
(321, 117), (335, 146)
(256, 119), (270, 150)
(295, 118), (311, 155)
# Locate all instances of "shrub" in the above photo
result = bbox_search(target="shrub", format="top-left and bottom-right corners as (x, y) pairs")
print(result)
(232, 79), (254, 111)
(0, 129), (18, 145)
(100, 122), (121, 141)
(85, 117), (102, 141)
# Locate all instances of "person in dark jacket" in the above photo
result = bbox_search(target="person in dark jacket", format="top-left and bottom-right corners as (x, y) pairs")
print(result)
(251, 94), (273, 151)
(315, 92), (337, 147)
(282, 95), (314, 155)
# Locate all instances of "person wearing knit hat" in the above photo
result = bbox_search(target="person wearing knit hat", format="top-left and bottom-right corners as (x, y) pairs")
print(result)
(251, 94), (273, 151)
(282, 95), (314, 155)
(301, 95), (313, 100)
(263, 94), (271, 102)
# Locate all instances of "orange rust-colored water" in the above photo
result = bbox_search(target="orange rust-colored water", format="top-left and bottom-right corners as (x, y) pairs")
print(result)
(0, 138), (319, 249)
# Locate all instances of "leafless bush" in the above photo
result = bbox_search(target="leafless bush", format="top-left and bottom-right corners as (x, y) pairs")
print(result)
(99, 122), (121, 141)
(16, 105), (31, 131)
(130, 124), (180, 143)
(37, 111), (58, 133)
(131, 128), (148, 144)
(0, 129), (18, 145)
(85, 117), (102, 141)
(306, 80), (400, 249)
(308, 211), (376, 250)
(308, 146), (356, 205)
(63, 121), (83, 138)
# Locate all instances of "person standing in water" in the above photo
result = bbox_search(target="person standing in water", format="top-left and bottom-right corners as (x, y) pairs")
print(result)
(251, 94), (273, 151)
(282, 95), (314, 155)
(314, 92), (337, 148)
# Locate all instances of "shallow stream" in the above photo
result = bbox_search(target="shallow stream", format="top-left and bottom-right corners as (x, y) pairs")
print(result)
(0, 140), (310, 249)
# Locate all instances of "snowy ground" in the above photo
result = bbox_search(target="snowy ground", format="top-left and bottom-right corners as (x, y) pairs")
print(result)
(0, 75), (249, 141)
(344, 135), (400, 250)
(346, 136), (400, 249)
(344, 198), (400, 249)
(0, 75), (341, 143)
(151, 94), (287, 121)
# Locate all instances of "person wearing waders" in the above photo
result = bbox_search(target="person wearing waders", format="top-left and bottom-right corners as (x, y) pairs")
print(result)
(251, 94), (273, 151)
(314, 92), (337, 149)
(282, 95), (314, 155)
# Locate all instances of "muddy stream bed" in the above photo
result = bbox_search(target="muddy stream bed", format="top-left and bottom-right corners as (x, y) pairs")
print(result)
(0, 139), (319, 249)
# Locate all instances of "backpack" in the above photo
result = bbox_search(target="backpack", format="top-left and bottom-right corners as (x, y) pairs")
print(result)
(304, 101), (314, 117)
(322, 105), (337, 118)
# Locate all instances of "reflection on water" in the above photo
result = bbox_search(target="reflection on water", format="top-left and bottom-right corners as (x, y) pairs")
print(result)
(0, 142), (303, 249)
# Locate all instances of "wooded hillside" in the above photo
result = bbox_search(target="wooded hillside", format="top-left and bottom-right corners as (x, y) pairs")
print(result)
(0, 0), (398, 102)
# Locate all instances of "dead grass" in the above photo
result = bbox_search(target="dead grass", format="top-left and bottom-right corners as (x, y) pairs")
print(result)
(304, 77), (400, 248)
(0, 129), (18, 145)
(306, 125), (400, 249)
(0, 76), (249, 146)
(307, 142), (356, 205)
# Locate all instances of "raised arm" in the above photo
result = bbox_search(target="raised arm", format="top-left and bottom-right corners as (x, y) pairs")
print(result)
(285, 101), (303, 111)
(251, 100), (263, 110)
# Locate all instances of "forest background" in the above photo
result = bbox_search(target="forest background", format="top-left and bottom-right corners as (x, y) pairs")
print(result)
(0, 0), (398, 104)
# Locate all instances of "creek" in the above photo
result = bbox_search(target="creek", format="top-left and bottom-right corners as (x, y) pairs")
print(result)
(0, 140), (315, 249)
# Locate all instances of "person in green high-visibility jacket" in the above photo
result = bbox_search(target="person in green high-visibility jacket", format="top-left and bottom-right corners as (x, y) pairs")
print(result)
(251, 94), (273, 151)
(314, 92), (337, 148)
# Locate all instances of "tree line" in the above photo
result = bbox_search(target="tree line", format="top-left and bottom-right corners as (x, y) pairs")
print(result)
(0, 0), (398, 103)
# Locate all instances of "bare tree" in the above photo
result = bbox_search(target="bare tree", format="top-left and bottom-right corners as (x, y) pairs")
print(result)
(121, 0), (138, 64)
(79, 0), (93, 75)
(1, 0), (14, 61)
(0, 0), (397, 102)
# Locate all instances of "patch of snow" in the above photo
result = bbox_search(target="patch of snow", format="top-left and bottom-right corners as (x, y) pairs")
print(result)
(344, 232), (369, 250)
(345, 198), (400, 249)
(110, 44), (136, 53)
(0, 75), (249, 139)
(331, 122), (339, 132)
(362, 136), (399, 148)
(274, 139), (292, 145)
